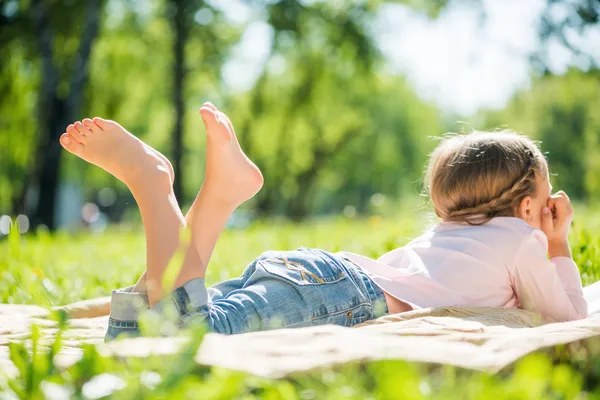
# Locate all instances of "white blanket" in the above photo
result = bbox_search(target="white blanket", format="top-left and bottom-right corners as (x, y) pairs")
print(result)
(1, 281), (600, 379)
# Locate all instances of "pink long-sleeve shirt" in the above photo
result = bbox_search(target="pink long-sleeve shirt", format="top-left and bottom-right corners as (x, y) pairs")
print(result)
(342, 217), (587, 322)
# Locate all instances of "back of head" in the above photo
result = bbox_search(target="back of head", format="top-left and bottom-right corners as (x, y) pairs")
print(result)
(426, 130), (546, 225)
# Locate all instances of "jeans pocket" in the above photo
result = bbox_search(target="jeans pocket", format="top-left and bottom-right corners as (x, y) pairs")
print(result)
(258, 249), (348, 286)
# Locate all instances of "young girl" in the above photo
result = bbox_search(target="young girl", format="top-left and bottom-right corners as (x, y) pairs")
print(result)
(58, 103), (587, 341)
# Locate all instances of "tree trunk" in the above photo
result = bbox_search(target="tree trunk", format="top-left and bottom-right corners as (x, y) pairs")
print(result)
(171, 0), (188, 203)
(35, 97), (68, 229)
(29, 0), (103, 230)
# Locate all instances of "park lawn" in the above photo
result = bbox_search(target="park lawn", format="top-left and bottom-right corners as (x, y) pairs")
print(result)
(2, 209), (600, 398)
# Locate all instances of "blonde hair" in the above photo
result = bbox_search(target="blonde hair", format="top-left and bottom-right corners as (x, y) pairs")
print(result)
(426, 130), (547, 225)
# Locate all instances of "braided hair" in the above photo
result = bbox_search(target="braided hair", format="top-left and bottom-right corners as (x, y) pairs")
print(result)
(426, 130), (546, 225)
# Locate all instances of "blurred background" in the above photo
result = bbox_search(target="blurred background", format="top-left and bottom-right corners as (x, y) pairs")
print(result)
(0, 0), (599, 235)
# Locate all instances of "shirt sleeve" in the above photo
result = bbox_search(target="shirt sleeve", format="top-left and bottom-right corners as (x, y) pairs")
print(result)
(511, 229), (587, 322)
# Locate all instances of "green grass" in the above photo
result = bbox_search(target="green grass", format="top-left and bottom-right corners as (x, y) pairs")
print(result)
(0, 212), (426, 305)
(2, 209), (600, 399)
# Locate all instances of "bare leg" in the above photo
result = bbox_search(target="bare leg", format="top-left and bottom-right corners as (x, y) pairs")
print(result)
(123, 103), (263, 295)
(60, 118), (201, 306)
(183, 103), (264, 277)
(60, 103), (261, 305)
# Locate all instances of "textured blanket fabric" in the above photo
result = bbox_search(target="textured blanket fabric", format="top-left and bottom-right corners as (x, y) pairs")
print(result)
(2, 298), (600, 379)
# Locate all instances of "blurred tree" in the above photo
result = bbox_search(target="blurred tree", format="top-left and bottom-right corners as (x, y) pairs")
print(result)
(230, 0), (445, 219)
(0, 1), (39, 214)
(169, 0), (191, 203)
(0, 0), (454, 226)
(223, 1), (445, 219)
(323, 76), (440, 214)
(534, 0), (600, 73)
(0, 0), (103, 229)
(0, 0), (237, 224)
(483, 70), (600, 200)
(231, 0), (376, 218)
(168, 0), (232, 202)
(32, 0), (103, 230)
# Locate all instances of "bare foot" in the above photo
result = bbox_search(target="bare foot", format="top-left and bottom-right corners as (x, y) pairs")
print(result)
(199, 103), (264, 209)
(59, 118), (173, 190)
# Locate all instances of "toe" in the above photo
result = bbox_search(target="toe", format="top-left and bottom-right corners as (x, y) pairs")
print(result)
(60, 133), (84, 155)
(200, 106), (218, 127)
(92, 117), (118, 130)
(200, 106), (232, 143)
(217, 111), (235, 134)
(66, 124), (84, 143)
(74, 121), (92, 136)
(203, 102), (218, 111)
(82, 118), (101, 133)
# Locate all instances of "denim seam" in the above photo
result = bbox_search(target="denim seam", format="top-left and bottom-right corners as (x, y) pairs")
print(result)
(180, 306), (210, 324)
(169, 292), (179, 315)
(259, 258), (347, 285)
(108, 319), (140, 329)
(340, 254), (389, 317)
(276, 303), (370, 329)
(309, 302), (372, 322)
(265, 256), (327, 284)
(182, 287), (193, 313)
(108, 325), (139, 330)
(171, 288), (183, 315)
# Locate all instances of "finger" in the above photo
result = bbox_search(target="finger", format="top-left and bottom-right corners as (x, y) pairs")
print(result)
(547, 197), (558, 219)
(552, 195), (571, 218)
(557, 191), (572, 210)
(555, 190), (568, 199)
(540, 207), (553, 235)
(551, 191), (570, 207)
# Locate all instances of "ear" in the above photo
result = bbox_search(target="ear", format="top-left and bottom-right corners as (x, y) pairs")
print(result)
(517, 195), (534, 222)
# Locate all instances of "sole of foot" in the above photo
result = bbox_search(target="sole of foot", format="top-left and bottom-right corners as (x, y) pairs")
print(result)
(199, 102), (264, 208)
(60, 118), (173, 190)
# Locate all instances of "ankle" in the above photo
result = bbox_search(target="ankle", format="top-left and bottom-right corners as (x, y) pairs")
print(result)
(197, 186), (239, 212)
(125, 164), (173, 192)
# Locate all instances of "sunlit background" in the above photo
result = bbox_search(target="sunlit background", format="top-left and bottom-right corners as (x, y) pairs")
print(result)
(1, 0), (599, 235)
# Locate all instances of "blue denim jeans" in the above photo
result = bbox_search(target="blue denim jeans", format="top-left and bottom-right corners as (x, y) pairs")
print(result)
(105, 248), (388, 341)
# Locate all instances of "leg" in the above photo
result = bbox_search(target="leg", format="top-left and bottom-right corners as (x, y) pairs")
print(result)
(128, 102), (263, 296)
(183, 102), (263, 276)
(60, 118), (200, 306)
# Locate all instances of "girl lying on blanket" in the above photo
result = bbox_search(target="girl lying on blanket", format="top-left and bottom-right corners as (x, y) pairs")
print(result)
(58, 103), (588, 341)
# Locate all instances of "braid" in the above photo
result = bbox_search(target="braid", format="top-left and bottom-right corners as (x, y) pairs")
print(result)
(444, 160), (538, 225)
(427, 131), (547, 225)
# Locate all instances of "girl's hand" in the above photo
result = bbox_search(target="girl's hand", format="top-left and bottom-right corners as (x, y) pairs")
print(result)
(540, 191), (574, 258)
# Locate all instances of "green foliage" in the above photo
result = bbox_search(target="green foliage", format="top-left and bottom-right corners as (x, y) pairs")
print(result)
(0, 210), (425, 304)
(231, 60), (440, 217)
(482, 70), (600, 201)
(0, 34), (39, 211)
(7, 314), (68, 400)
(0, 0), (443, 221)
